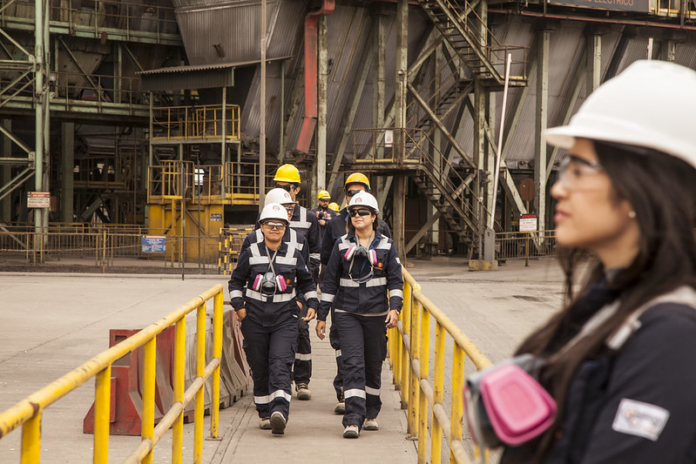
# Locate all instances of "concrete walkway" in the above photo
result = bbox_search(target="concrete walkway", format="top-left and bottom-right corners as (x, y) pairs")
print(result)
(0, 273), (417, 463)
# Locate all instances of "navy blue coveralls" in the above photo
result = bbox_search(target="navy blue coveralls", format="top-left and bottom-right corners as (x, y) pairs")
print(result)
(255, 204), (320, 388)
(318, 230), (403, 429)
(309, 205), (335, 249)
(229, 242), (318, 419)
(320, 208), (392, 400)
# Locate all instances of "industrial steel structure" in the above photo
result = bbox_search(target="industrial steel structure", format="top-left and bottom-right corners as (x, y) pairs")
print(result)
(1, 0), (695, 263)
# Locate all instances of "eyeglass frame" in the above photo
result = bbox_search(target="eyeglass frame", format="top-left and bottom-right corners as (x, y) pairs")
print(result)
(261, 221), (287, 230)
(557, 155), (604, 190)
(275, 183), (297, 192)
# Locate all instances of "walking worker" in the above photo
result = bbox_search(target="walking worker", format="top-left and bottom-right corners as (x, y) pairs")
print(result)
(320, 172), (392, 414)
(310, 189), (335, 248)
(316, 191), (403, 439)
(273, 163), (320, 401)
(499, 61), (696, 463)
(228, 202), (318, 436)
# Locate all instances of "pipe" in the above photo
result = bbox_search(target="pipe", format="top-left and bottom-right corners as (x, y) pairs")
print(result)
(296, 0), (335, 154)
(489, 8), (696, 31)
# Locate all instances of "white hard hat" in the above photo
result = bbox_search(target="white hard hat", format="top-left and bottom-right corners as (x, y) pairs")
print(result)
(265, 188), (294, 205)
(544, 60), (696, 170)
(348, 191), (379, 213)
(259, 203), (289, 224)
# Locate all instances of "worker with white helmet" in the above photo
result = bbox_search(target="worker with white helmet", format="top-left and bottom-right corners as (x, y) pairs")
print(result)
(494, 61), (696, 462)
(228, 202), (318, 436)
(316, 191), (403, 439)
(319, 172), (392, 414)
(271, 164), (320, 401)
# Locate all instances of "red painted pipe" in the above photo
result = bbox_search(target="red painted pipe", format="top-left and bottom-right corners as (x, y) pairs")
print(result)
(297, 0), (335, 154)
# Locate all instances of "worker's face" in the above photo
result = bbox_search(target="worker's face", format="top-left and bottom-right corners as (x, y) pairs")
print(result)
(550, 138), (639, 264)
(260, 221), (286, 241)
(319, 198), (330, 208)
(282, 203), (296, 222)
(345, 184), (367, 204)
(276, 182), (299, 201)
(349, 207), (376, 232)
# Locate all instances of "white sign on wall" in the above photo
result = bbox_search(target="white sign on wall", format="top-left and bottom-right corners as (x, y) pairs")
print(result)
(519, 214), (537, 232)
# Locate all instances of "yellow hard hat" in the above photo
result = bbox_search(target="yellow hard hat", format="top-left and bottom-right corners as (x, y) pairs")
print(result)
(274, 164), (301, 184)
(328, 202), (339, 212)
(344, 173), (371, 192)
(318, 190), (331, 200)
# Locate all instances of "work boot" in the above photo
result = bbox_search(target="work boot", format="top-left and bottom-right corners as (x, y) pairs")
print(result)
(363, 418), (379, 431)
(334, 391), (345, 414)
(343, 424), (360, 439)
(296, 382), (312, 400)
(270, 411), (287, 435)
(259, 417), (271, 430)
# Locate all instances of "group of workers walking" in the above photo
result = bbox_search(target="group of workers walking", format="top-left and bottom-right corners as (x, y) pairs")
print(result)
(229, 164), (402, 438)
(229, 60), (696, 461)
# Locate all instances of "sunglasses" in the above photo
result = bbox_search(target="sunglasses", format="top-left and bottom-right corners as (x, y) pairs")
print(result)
(349, 209), (372, 217)
(276, 184), (296, 192)
(263, 221), (287, 230)
(345, 189), (363, 197)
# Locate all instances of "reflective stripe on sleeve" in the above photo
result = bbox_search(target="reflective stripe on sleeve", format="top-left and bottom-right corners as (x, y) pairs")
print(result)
(304, 291), (318, 300)
(335, 349), (342, 358)
(321, 293), (335, 303)
(230, 290), (243, 299)
(295, 353), (312, 361)
(390, 289), (404, 298)
(309, 252), (320, 260)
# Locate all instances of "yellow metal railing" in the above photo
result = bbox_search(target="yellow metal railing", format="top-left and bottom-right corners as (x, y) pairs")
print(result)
(389, 269), (492, 464)
(152, 105), (241, 141)
(0, 285), (225, 464)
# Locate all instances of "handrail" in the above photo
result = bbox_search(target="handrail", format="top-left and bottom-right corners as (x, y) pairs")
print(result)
(0, 285), (225, 464)
(390, 268), (492, 464)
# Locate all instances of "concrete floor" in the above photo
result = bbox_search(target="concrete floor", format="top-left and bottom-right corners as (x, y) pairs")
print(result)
(0, 256), (569, 463)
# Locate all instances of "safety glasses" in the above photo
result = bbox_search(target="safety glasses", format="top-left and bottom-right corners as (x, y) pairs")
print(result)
(557, 155), (604, 190)
(349, 208), (372, 217)
(345, 189), (363, 198)
(276, 184), (296, 192)
(283, 205), (296, 213)
(263, 221), (287, 230)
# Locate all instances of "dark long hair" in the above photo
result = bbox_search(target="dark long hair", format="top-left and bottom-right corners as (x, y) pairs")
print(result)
(514, 140), (696, 461)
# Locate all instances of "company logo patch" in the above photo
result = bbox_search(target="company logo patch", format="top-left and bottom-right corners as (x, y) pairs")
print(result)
(612, 398), (669, 442)
(355, 197), (363, 203)
(273, 205), (281, 211)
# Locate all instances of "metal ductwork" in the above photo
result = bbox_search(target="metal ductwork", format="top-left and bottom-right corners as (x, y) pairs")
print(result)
(296, 0), (335, 154)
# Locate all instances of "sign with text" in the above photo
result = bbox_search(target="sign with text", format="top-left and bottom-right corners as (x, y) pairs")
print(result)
(519, 214), (538, 232)
(27, 191), (50, 208)
(211, 213), (223, 222)
(142, 235), (166, 253)
(549, 0), (649, 13)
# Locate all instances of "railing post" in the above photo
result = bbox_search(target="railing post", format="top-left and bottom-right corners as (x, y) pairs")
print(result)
(417, 305), (430, 464)
(408, 285), (422, 437)
(432, 323), (445, 464)
(400, 281), (412, 408)
(93, 365), (112, 464)
(172, 318), (186, 464)
(20, 413), (41, 464)
(210, 291), (224, 439)
(194, 303), (206, 464)
(449, 344), (465, 464)
(141, 338), (157, 464)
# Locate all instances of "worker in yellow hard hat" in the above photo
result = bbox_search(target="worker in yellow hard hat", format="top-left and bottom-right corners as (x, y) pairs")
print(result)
(311, 190), (335, 245)
(328, 202), (339, 212)
(319, 172), (393, 415)
(271, 163), (320, 401)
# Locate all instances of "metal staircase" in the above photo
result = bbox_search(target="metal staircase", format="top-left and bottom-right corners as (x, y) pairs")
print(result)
(417, 0), (528, 87)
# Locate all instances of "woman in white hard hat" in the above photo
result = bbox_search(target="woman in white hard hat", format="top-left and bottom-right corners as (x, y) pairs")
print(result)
(228, 203), (318, 435)
(499, 61), (696, 462)
(316, 191), (403, 439)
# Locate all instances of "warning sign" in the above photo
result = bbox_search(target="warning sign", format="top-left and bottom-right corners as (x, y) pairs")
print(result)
(519, 214), (537, 232)
(27, 191), (50, 208)
(142, 236), (167, 253)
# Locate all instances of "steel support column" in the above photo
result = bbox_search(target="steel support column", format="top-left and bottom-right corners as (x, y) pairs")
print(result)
(662, 39), (677, 62)
(373, 14), (386, 158)
(315, 16), (328, 199)
(61, 122), (74, 222)
(0, 120), (10, 221)
(427, 43), (443, 252)
(34, 0), (50, 246)
(587, 33), (602, 95)
(473, 80), (486, 257)
(394, 0), (408, 259)
(534, 29), (550, 236)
